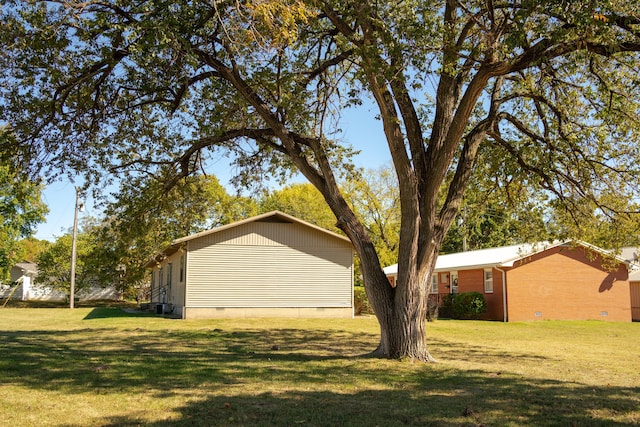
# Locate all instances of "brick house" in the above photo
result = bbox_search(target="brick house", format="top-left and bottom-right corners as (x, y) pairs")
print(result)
(384, 241), (636, 322)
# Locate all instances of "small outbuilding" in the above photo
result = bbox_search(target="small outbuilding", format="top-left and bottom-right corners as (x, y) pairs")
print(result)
(384, 241), (635, 322)
(0, 263), (41, 301)
(146, 211), (354, 319)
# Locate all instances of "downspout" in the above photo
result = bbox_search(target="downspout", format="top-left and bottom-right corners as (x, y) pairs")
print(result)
(495, 266), (507, 322)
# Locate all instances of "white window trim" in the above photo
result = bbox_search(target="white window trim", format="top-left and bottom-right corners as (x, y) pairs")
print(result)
(484, 268), (494, 293)
(429, 274), (438, 294)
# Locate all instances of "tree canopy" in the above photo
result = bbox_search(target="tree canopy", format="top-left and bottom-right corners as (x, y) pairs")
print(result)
(2, 1), (640, 360)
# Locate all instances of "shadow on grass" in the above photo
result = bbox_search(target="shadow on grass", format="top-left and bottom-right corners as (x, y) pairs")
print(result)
(1, 300), (138, 309)
(0, 326), (638, 426)
(82, 307), (157, 320)
(100, 382), (640, 427)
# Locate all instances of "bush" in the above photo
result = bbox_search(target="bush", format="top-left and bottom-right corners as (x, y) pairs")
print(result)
(437, 293), (455, 319)
(451, 291), (487, 319)
(354, 286), (373, 316)
(426, 294), (439, 321)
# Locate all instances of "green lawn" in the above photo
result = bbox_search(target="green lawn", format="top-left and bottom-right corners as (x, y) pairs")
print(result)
(0, 308), (638, 426)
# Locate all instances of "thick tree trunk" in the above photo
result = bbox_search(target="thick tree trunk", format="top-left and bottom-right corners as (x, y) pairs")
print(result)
(359, 240), (438, 362)
(366, 277), (436, 362)
(330, 198), (435, 362)
(376, 309), (436, 362)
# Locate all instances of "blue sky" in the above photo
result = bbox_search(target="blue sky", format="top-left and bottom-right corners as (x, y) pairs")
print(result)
(33, 103), (390, 241)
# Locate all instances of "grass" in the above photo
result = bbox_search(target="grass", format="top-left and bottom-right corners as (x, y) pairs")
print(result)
(0, 307), (638, 426)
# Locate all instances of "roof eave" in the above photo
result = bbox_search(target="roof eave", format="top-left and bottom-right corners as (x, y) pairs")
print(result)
(435, 263), (502, 272)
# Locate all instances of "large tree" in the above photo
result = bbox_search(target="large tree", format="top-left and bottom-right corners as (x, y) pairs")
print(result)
(2, 1), (640, 360)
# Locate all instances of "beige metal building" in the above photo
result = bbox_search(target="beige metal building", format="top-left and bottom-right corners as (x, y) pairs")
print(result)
(146, 211), (354, 319)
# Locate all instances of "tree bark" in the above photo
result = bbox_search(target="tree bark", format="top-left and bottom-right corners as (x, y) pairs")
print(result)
(364, 262), (437, 362)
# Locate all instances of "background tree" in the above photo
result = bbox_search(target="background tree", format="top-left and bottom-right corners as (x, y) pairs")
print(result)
(259, 183), (338, 231)
(35, 219), (99, 295)
(343, 165), (401, 269)
(0, 162), (48, 281)
(95, 173), (258, 297)
(441, 149), (554, 253)
(547, 192), (640, 252)
(2, 1), (640, 361)
(15, 238), (51, 264)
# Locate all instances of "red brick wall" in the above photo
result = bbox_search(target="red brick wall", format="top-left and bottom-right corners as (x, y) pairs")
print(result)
(487, 269), (506, 321)
(448, 268), (505, 321)
(506, 246), (631, 322)
(458, 269), (484, 293)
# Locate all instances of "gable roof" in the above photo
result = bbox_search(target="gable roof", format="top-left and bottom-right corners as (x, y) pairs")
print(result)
(383, 240), (628, 275)
(145, 211), (350, 268)
(172, 210), (350, 245)
(13, 262), (38, 276)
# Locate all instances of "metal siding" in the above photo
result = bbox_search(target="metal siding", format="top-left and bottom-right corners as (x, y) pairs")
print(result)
(150, 251), (187, 311)
(185, 222), (353, 308)
(190, 222), (348, 249)
(150, 268), (161, 303)
(167, 252), (186, 312)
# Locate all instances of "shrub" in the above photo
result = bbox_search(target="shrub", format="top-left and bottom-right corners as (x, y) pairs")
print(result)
(451, 292), (487, 319)
(441, 293), (455, 308)
(426, 294), (439, 321)
(437, 293), (455, 319)
(354, 286), (373, 315)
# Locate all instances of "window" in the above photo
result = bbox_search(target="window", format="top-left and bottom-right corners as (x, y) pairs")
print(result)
(167, 263), (173, 289)
(484, 269), (493, 293)
(179, 255), (185, 282)
(429, 275), (438, 294)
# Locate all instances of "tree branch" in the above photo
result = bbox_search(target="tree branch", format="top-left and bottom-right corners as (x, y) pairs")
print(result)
(298, 48), (355, 88)
(170, 71), (220, 114)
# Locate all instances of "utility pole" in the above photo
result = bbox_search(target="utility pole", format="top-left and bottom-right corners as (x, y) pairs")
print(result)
(69, 187), (83, 309)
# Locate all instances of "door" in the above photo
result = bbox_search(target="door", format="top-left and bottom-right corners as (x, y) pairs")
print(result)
(450, 271), (459, 294)
(631, 282), (640, 321)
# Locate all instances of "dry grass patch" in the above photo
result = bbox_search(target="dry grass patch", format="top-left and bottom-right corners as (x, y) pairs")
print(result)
(0, 308), (638, 426)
